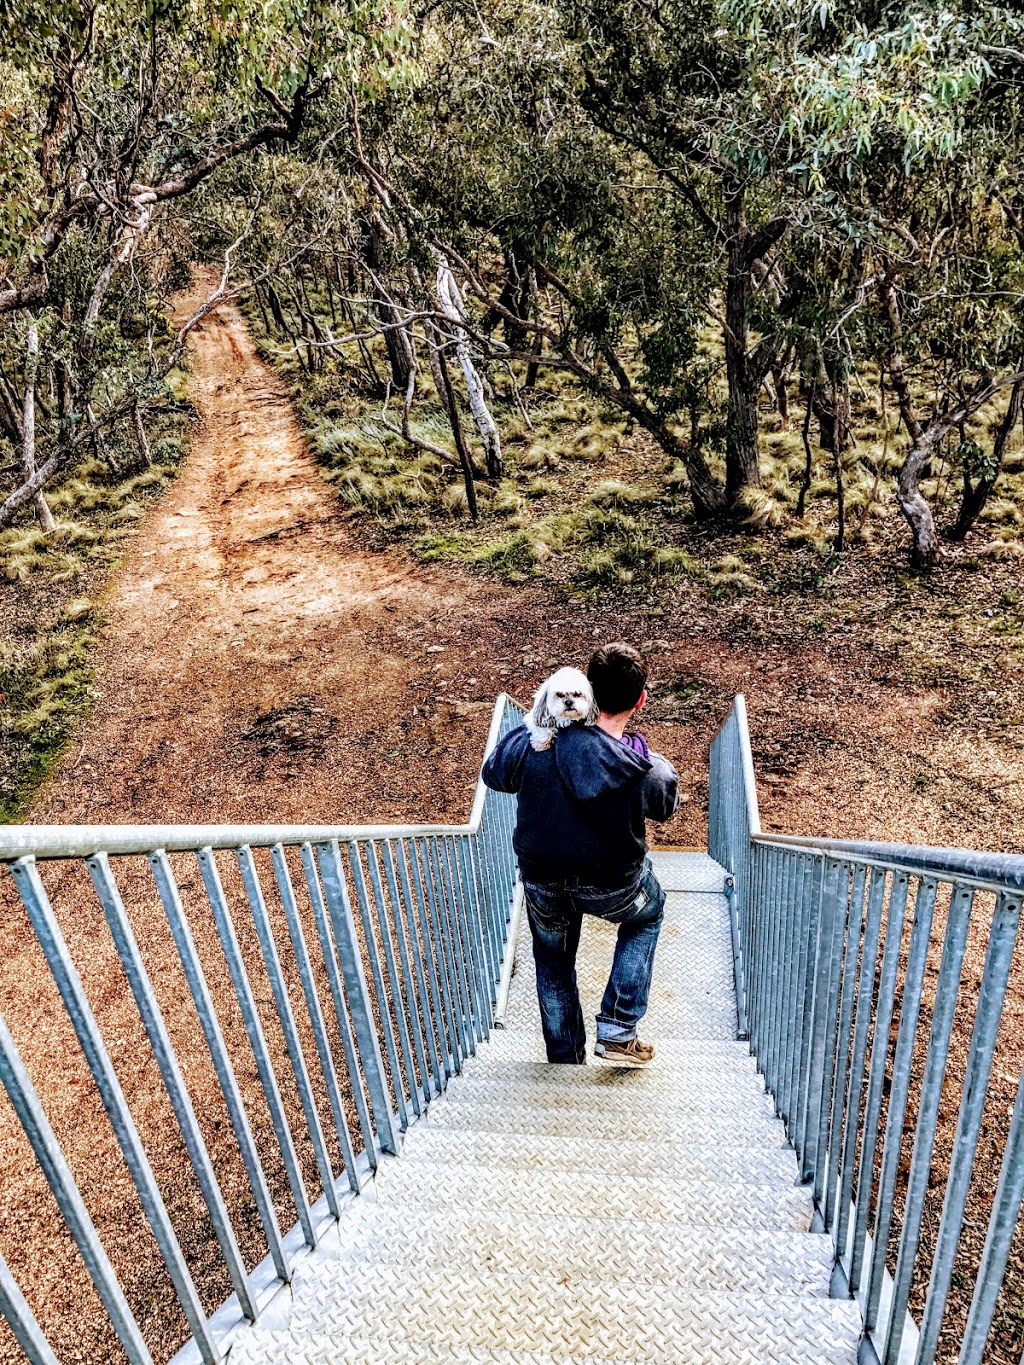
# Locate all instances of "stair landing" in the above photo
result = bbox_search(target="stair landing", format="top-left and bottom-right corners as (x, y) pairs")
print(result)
(228, 852), (862, 1364)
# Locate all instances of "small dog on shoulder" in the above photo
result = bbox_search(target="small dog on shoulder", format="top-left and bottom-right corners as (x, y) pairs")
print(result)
(524, 666), (598, 751)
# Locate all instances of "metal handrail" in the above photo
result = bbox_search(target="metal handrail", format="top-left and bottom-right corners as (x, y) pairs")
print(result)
(0, 694), (525, 1365)
(710, 695), (1024, 1365)
(753, 832), (1024, 894)
(0, 693), (520, 862)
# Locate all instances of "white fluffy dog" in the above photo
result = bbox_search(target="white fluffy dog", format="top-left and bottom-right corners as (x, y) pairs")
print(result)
(524, 666), (599, 751)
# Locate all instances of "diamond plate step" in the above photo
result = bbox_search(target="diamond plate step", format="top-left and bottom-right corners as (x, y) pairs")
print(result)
(432, 1072), (779, 1122)
(420, 1098), (789, 1145)
(398, 1129), (798, 1183)
(475, 1042), (764, 1075)
(649, 851), (729, 892)
(483, 1029), (755, 1064)
(314, 1201), (835, 1294)
(443, 1057), (766, 1091)
(372, 1161), (813, 1229)
(280, 1268), (860, 1362)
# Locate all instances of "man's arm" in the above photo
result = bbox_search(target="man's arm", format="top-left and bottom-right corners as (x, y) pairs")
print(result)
(481, 726), (530, 793)
(642, 751), (679, 822)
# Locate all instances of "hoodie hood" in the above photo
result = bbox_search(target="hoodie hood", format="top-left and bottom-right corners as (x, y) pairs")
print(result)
(555, 723), (651, 801)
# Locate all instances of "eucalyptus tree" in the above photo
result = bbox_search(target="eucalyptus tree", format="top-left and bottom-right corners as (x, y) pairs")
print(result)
(0, 0), (414, 529)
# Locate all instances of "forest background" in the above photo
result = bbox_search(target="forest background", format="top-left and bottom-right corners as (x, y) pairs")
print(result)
(2, 0), (1024, 817)
(3, 5), (1024, 1364)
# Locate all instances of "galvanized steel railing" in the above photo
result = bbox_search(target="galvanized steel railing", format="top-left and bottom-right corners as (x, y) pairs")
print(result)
(0, 694), (523, 1365)
(710, 696), (1024, 1365)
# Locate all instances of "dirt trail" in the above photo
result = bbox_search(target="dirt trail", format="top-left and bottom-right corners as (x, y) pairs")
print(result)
(35, 279), (516, 828)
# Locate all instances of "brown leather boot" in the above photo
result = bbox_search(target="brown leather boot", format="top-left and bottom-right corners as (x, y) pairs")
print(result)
(593, 1036), (655, 1067)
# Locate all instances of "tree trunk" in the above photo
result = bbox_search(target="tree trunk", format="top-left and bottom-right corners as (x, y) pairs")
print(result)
(434, 341), (478, 522)
(796, 369), (815, 520)
(22, 321), (56, 532)
(950, 376), (1024, 540)
(132, 400), (152, 467)
(771, 361), (789, 426)
(436, 259), (503, 479)
(365, 213), (413, 394)
(723, 189), (763, 502)
(897, 433), (942, 567)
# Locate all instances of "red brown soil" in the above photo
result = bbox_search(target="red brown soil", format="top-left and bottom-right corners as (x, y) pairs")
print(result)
(2, 281), (1023, 1363)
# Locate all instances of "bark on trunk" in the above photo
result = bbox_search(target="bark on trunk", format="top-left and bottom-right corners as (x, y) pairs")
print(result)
(950, 377), (1024, 540)
(724, 195), (762, 501)
(22, 321), (56, 532)
(436, 259), (503, 479)
(435, 341), (478, 522)
(897, 433), (942, 567)
(365, 213), (413, 395)
(132, 400), (152, 467)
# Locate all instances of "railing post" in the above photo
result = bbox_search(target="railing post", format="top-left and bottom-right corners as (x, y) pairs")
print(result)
(315, 839), (401, 1156)
(0, 1245), (60, 1365)
(9, 857), (219, 1365)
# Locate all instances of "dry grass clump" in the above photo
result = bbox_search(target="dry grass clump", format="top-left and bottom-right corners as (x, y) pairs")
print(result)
(0, 407), (190, 818)
(980, 539), (1024, 560)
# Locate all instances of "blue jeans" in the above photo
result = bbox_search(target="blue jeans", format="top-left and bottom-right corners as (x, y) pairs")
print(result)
(522, 858), (666, 1064)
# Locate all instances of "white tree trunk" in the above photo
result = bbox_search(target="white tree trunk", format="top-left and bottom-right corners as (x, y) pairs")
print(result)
(132, 400), (152, 466)
(435, 258), (503, 478)
(22, 321), (55, 532)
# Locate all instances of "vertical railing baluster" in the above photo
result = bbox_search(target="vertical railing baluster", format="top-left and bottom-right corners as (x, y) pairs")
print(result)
(270, 845), (360, 1193)
(298, 844), (378, 1168)
(395, 836), (447, 1089)
(0, 1017), (152, 1365)
(425, 837), (471, 1063)
(849, 870), (909, 1293)
(864, 876), (939, 1333)
(793, 855), (824, 1165)
(747, 842), (767, 1057)
(197, 846), (318, 1247)
(87, 853), (255, 1318)
(346, 841), (410, 1132)
(958, 1063), (1024, 1365)
(824, 864), (867, 1232)
(447, 835), (492, 1036)
(365, 841), (421, 1118)
(381, 840), (432, 1105)
(0, 1247), (59, 1365)
(799, 857), (841, 1188)
(767, 850), (794, 1102)
(411, 835), (461, 1073)
(883, 882), (974, 1363)
(917, 889), (1022, 1362)
(437, 836), (478, 1053)
(8, 857), (218, 1364)
(780, 855), (805, 1136)
(461, 834), (498, 998)
(315, 840), (400, 1155)
(835, 864), (887, 1261)
(149, 850), (290, 1279)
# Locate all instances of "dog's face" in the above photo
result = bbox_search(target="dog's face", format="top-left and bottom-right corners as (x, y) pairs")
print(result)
(533, 667), (599, 729)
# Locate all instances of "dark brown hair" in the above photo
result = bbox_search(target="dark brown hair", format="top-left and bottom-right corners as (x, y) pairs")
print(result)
(587, 642), (648, 714)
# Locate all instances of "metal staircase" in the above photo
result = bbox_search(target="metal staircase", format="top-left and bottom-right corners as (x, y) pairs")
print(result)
(227, 850), (861, 1364)
(2, 694), (1023, 1365)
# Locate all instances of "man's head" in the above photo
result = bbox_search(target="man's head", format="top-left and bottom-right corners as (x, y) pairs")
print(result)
(587, 642), (648, 717)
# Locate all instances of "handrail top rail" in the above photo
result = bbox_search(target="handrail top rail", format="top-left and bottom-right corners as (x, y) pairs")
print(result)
(0, 693), (524, 863)
(752, 832), (1024, 893)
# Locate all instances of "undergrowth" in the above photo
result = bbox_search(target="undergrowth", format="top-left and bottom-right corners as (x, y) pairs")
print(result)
(0, 399), (191, 820)
(245, 297), (1024, 599)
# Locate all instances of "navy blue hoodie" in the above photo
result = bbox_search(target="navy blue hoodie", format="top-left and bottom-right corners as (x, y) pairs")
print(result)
(481, 722), (679, 887)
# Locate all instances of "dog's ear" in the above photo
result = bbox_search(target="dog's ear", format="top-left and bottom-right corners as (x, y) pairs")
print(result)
(584, 690), (599, 725)
(531, 680), (556, 729)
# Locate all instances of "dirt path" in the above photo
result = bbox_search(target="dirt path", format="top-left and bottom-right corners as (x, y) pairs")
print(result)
(34, 280), (522, 829)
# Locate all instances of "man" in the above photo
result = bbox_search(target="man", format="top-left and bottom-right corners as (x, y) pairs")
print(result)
(482, 642), (678, 1065)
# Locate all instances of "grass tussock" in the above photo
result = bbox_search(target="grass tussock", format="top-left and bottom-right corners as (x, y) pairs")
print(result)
(0, 406), (190, 819)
